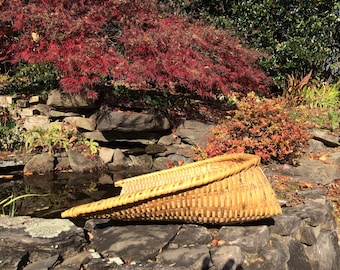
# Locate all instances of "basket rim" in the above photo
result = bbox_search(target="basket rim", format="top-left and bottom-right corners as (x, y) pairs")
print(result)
(61, 153), (260, 218)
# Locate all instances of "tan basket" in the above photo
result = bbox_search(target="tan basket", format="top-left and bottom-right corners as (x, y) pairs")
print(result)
(61, 153), (282, 224)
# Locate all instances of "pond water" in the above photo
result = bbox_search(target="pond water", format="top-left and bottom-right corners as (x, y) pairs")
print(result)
(0, 166), (129, 218)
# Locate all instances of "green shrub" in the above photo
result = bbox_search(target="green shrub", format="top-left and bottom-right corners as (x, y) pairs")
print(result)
(303, 80), (339, 109)
(1, 193), (48, 217)
(0, 110), (25, 152)
(4, 62), (59, 95)
(24, 121), (98, 155)
(24, 122), (75, 153)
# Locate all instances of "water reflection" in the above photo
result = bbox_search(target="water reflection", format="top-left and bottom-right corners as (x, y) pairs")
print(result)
(0, 171), (123, 218)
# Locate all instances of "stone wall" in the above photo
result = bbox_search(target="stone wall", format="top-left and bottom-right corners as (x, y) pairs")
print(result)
(0, 197), (339, 269)
(1, 90), (214, 175)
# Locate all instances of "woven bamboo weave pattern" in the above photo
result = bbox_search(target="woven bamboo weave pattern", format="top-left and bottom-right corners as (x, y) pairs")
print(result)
(61, 153), (282, 224)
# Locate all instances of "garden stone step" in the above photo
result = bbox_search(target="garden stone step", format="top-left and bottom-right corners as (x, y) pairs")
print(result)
(0, 198), (339, 270)
(47, 89), (97, 109)
(93, 110), (171, 132)
(64, 116), (96, 131)
(311, 129), (339, 147)
(274, 158), (340, 185)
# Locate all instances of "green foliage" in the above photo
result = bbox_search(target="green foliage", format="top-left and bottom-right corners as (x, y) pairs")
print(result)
(242, 1), (339, 86)
(74, 138), (99, 155)
(142, 92), (173, 110)
(24, 121), (98, 155)
(328, 109), (340, 131)
(284, 75), (339, 131)
(24, 122), (75, 153)
(0, 110), (25, 151)
(1, 193), (48, 217)
(109, 86), (204, 117)
(302, 80), (339, 109)
(4, 62), (59, 95)
(0, 124), (25, 151)
(200, 93), (312, 164)
(111, 85), (133, 98)
(0, 73), (11, 89)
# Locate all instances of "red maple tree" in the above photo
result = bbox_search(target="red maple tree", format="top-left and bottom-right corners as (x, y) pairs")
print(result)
(0, 0), (271, 99)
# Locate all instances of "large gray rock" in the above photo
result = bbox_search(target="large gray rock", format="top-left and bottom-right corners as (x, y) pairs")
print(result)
(156, 246), (211, 269)
(99, 147), (115, 163)
(68, 149), (102, 173)
(304, 230), (340, 270)
(328, 152), (340, 165)
(84, 220), (181, 262)
(63, 116), (96, 131)
(311, 129), (339, 147)
(170, 224), (212, 247)
(217, 225), (270, 253)
(23, 153), (55, 174)
(83, 130), (110, 142)
(210, 245), (244, 270)
(176, 120), (214, 147)
(0, 216), (85, 269)
(24, 254), (62, 270)
(247, 237), (290, 270)
(278, 158), (340, 185)
(128, 154), (153, 171)
(93, 111), (171, 132)
(23, 115), (50, 130)
(84, 129), (162, 143)
(47, 89), (97, 109)
(287, 240), (312, 270)
(270, 215), (301, 236)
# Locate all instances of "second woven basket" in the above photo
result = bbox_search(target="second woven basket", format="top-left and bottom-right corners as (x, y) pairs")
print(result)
(61, 153), (282, 224)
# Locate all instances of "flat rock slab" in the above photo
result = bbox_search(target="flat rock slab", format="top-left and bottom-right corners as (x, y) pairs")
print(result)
(311, 129), (339, 147)
(170, 224), (212, 247)
(274, 158), (340, 185)
(94, 111), (170, 132)
(85, 220), (181, 262)
(217, 225), (270, 253)
(156, 246), (211, 269)
(0, 216), (86, 269)
(210, 245), (244, 270)
(176, 120), (214, 147)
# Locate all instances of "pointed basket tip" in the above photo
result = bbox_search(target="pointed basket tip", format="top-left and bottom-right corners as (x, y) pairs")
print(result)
(61, 153), (282, 224)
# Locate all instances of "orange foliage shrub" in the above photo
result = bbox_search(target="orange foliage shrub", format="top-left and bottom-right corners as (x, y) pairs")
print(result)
(201, 94), (312, 164)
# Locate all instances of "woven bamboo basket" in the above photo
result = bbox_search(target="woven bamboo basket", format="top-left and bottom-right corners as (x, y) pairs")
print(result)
(61, 153), (282, 224)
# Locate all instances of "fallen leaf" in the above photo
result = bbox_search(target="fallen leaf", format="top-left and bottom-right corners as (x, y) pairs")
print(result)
(282, 164), (292, 170)
(31, 32), (40, 42)
(0, 175), (13, 179)
(299, 181), (314, 189)
(274, 183), (286, 190)
(87, 231), (94, 241)
(250, 257), (264, 263)
(124, 259), (133, 264)
(319, 155), (328, 161)
(211, 238), (220, 247)
(217, 240), (226, 246)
